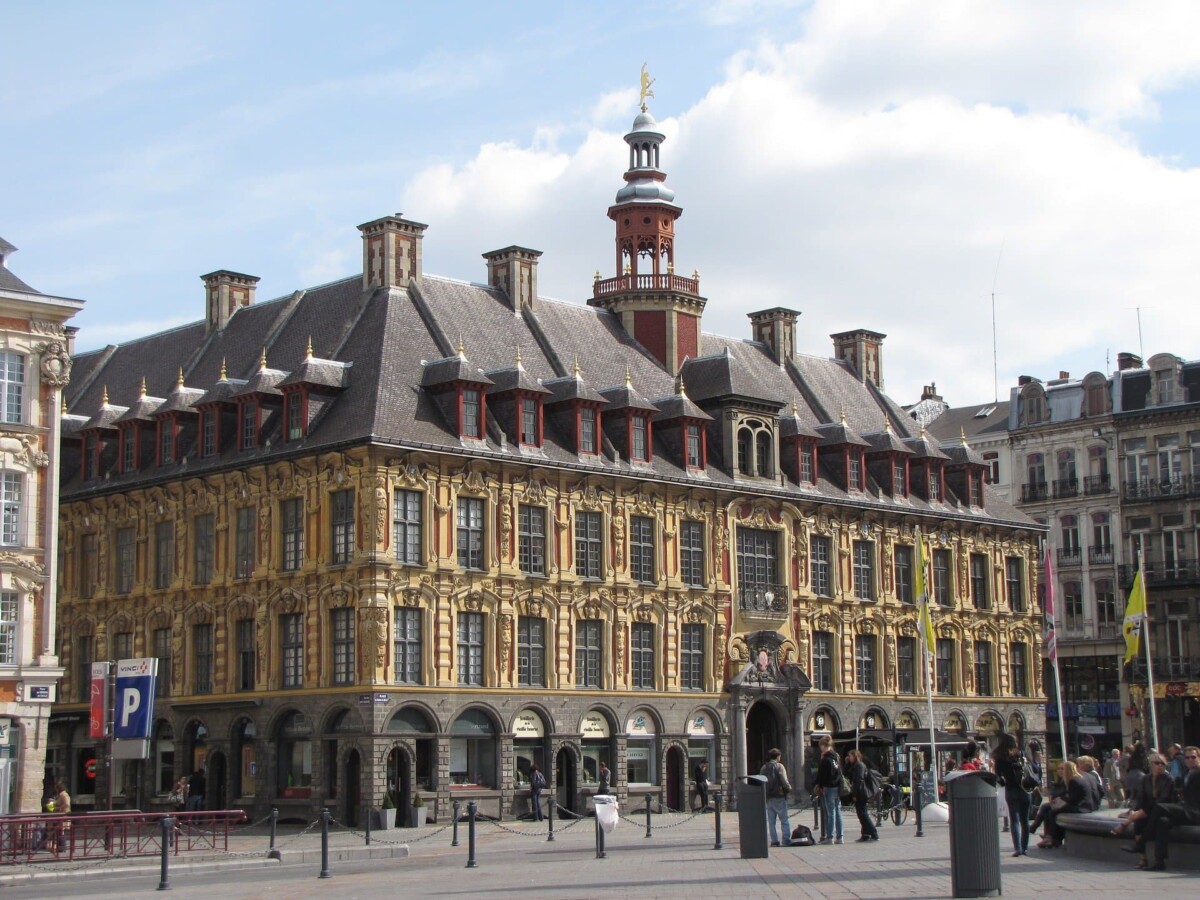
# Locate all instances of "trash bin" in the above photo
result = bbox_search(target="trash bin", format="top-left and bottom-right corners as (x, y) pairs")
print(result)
(594, 795), (619, 834)
(944, 770), (1002, 898)
(736, 774), (769, 859)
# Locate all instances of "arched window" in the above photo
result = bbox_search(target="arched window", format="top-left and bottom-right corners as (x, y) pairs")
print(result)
(449, 709), (496, 788)
(276, 711), (313, 796)
(755, 432), (772, 478)
(737, 428), (753, 475)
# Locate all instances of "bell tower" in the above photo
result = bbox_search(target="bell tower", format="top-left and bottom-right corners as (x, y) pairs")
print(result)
(589, 72), (705, 375)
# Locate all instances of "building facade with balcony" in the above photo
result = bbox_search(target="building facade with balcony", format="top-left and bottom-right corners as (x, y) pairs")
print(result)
(0, 238), (84, 812)
(1113, 352), (1200, 748)
(47, 103), (1043, 822)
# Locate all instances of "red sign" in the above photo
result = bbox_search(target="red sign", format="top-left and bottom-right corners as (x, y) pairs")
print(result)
(89, 662), (110, 739)
(1166, 682), (1188, 697)
(85, 758), (97, 779)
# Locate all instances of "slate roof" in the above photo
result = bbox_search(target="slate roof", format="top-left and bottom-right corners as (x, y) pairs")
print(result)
(926, 401), (1012, 444)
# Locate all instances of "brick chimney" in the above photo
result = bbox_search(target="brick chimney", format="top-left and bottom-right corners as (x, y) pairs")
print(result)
(748, 307), (800, 364)
(482, 246), (542, 312)
(202, 270), (259, 333)
(920, 383), (943, 402)
(831, 328), (886, 388)
(1118, 352), (1143, 371)
(358, 214), (427, 291)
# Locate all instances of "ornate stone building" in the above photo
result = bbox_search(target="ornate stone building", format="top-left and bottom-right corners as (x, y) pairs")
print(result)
(49, 103), (1042, 822)
(0, 238), (83, 812)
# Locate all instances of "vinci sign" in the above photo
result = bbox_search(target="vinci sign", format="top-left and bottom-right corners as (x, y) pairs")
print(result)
(114, 658), (159, 740)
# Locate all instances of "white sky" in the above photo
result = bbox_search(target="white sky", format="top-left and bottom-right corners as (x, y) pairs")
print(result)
(4, 0), (1200, 406)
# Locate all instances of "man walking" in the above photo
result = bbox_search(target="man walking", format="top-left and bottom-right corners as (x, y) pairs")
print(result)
(760, 748), (793, 847)
(815, 735), (844, 843)
(529, 765), (546, 821)
(185, 767), (206, 811)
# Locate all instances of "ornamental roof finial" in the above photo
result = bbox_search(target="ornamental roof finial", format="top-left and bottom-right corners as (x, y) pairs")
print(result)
(139, 376), (147, 398)
(176, 367), (185, 388)
(639, 63), (655, 113)
(101, 385), (109, 406)
(219, 357), (228, 381)
(306, 336), (314, 360)
(259, 348), (268, 372)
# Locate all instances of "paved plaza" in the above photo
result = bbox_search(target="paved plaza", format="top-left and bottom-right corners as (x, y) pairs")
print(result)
(0, 805), (1193, 898)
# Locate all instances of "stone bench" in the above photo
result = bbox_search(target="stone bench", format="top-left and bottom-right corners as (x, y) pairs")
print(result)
(1057, 809), (1200, 870)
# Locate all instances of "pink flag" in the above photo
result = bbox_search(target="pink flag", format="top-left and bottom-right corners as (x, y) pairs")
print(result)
(1043, 546), (1057, 663)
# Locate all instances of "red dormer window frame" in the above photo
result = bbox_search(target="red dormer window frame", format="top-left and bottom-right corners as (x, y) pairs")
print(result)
(685, 421), (706, 470)
(969, 470), (983, 507)
(517, 394), (543, 448)
(577, 405), (600, 456)
(157, 415), (176, 466)
(284, 387), (308, 442)
(459, 386), (485, 439)
(629, 413), (651, 462)
(797, 441), (817, 485)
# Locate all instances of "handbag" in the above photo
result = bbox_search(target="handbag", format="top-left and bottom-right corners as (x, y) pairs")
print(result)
(1050, 797), (1068, 812)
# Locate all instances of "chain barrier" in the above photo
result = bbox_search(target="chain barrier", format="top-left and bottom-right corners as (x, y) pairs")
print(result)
(553, 803), (586, 819)
(617, 806), (704, 830)
(328, 816), (455, 846)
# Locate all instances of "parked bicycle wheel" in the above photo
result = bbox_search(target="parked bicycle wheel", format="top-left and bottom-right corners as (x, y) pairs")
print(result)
(891, 804), (907, 826)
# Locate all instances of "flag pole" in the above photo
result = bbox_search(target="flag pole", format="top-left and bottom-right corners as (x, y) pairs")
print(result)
(1140, 548), (1160, 750)
(1044, 546), (1069, 761)
(918, 528), (938, 790)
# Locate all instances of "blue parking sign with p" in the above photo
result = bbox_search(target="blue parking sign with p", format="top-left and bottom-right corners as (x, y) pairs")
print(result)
(114, 658), (158, 739)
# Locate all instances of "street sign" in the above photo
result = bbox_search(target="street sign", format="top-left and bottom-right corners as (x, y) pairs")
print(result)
(113, 658), (158, 740)
(90, 662), (110, 739)
(1078, 725), (1106, 735)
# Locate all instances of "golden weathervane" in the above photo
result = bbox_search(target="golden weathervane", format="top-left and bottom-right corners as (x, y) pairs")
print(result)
(639, 63), (655, 112)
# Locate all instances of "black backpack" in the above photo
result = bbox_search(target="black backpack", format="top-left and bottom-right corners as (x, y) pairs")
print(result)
(790, 823), (816, 846)
(863, 765), (883, 799)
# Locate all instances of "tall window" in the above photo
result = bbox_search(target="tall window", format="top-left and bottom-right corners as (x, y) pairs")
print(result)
(973, 641), (992, 695)
(112, 630), (133, 663)
(579, 407), (597, 454)
(897, 636), (916, 694)
(394, 607), (422, 685)
(681, 623), (705, 690)
(457, 498), (485, 570)
(1005, 557), (1025, 612)
(122, 427), (137, 471)
(1010, 642), (1028, 696)
(115, 526), (135, 594)
(154, 415), (173, 462)
(330, 489), (355, 565)
(680, 520), (705, 587)
(80, 533), (99, 599)
(630, 414), (649, 461)
(0, 351), (24, 424)
(153, 627), (171, 698)
(848, 454), (862, 491)
(686, 424), (703, 468)
(932, 549), (952, 607)
(983, 451), (1000, 484)
(970, 553), (989, 609)
(193, 514), (215, 585)
(520, 397), (539, 446)
(462, 388), (481, 438)
(855, 634), (876, 692)
(811, 535), (832, 597)
(155, 521), (174, 589)
(517, 616), (545, 687)
(193, 624), (213, 694)
(280, 613), (303, 688)
(236, 618), (255, 691)
(286, 393), (303, 441)
(812, 631), (833, 691)
(629, 515), (655, 583)
(631, 621), (655, 689)
(239, 401), (257, 449)
(0, 592), (18, 665)
(894, 461), (908, 497)
(332, 608), (355, 685)
(1096, 579), (1117, 630)
(0, 472), (21, 546)
(935, 638), (955, 694)
(894, 545), (914, 604)
(281, 498), (305, 571)
(457, 611), (484, 686)
(518, 505), (546, 576)
(736, 527), (778, 609)
(235, 507), (256, 579)
(928, 467), (941, 501)
(799, 446), (815, 484)
(393, 490), (423, 565)
(575, 511), (602, 579)
(1064, 581), (1083, 630)
(201, 409), (217, 457)
(576, 620), (602, 688)
(75, 635), (94, 702)
(852, 540), (875, 601)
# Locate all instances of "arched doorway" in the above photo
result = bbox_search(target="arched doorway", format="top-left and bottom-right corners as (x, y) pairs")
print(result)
(387, 746), (413, 825)
(343, 749), (361, 827)
(554, 747), (576, 817)
(206, 751), (227, 810)
(665, 745), (686, 812)
(745, 702), (781, 777)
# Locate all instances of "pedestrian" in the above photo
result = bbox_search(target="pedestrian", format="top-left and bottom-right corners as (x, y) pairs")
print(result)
(1104, 749), (1125, 808)
(597, 762), (611, 796)
(46, 781), (71, 852)
(186, 767), (207, 811)
(1027, 743), (1045, 812)
(959, 741), (983, 771)
(814, 735), (844, 844)
(1166, 744), (1187, 788)
(529, 764), (546, 821)
(760, 747), (793, 847)
(993, 733), (1031, 856)
(693, 759), (710, 811)
(845, 749), (879, 842)
(1142, 745), (1200, 871)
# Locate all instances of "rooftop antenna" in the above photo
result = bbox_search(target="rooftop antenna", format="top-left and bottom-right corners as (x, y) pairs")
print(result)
(1124, 307), (1150, 361)
(991, 241), (1004, 404)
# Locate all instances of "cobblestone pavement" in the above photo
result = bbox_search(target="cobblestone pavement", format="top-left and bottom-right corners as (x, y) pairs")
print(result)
(0, 806), (1193, 898)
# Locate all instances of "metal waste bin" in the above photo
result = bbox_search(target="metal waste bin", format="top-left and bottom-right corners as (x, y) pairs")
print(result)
(736, 774), (769, 859)
(945, 770), (1002, 898)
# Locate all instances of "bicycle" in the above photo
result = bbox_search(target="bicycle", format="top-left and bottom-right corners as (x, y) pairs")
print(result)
(872, 782), (908, 827)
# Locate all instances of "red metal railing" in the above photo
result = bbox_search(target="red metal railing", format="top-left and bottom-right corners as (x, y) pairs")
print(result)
(0, 810), (246, 865)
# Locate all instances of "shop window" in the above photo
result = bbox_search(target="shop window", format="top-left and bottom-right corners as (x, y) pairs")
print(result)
(449, 709), (496, 788)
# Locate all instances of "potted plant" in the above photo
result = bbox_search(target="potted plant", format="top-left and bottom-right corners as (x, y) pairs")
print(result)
(410, 791), (427, 828)
(379, 792), (397, 830)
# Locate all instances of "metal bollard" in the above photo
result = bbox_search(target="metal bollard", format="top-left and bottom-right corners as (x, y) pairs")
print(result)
(318, 808), (332, 879)
(1002, 814), (1010, 834)
(465, 801), (478, 868)
(914, 791), (924, 838)
(546, 796), (555, 842)
(713, 790), (723, 850)
(364, 802), (372, 846)
(595, 809), (606, 859)
(157, 815), (174, 891)
(645, 792), (652, 838)
(452, 800), (461, 847)
(268, 807), (281, 860)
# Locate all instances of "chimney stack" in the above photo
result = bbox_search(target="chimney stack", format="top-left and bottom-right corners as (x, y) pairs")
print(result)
(748, 307), (800, 365)
(202, 270), (259, 333)
(482, 246), (542, 312)
(358, 214), (427, 291)
(831, 328), (886, 389)
(921, 383), (943, 402)
(1118, 352), (1143, 371)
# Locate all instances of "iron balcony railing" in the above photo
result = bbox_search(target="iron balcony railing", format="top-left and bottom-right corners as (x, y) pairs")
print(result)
(1053, 477), (1079, 499)
(1122, 474), (1197, 502)
(1118, 560), (1200, 589)
(1126, 657), (1200, 683)
(738, 583), (789, 615)
(1061, 619), (1093, 641)
(1083, 474), (1111, 495)
(593, 273), (701, 298)
(1088, 544), (1113, 565)
(1021, 482), (1049, 502)
(1057, 547), (1082, 567)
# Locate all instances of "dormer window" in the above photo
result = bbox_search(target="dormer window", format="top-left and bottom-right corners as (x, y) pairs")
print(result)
(462, 388), (482, 438)
(580, 407), (597, 454)
(756, 433), (772, 477)
(969, 473), (982, 507)
(159, 418), (175, 465)
(83, 434), (97, 480)
(239, 400), (258, 450)
(200, 410), (217, 457)
(929, 467), (941, 501)
(121, 426), (137, 473)
(286, 392), (304, 441)
(519, 396), (540, 447)
(893, 460), (907, 497)
(631, 414), (649, 461)
(799, 445), (815, 484)
(848, 453), (862, 491)
(686, 423), (703, 469)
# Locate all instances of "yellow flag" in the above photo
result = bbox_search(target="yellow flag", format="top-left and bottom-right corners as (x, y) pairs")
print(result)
(1123, 569), (1146, 664)
(915, 532), (935, 653)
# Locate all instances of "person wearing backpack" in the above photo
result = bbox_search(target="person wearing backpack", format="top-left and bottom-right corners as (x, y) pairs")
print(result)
(529, 765), (546, 821)
(993, 732), (1032, 856)
(815, 735), (844, 844)
(760, 747), (794, 847)
(845, 749), (879, 842)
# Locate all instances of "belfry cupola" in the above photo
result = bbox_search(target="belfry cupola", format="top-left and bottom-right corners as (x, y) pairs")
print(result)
(589, 67), (705, 376)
